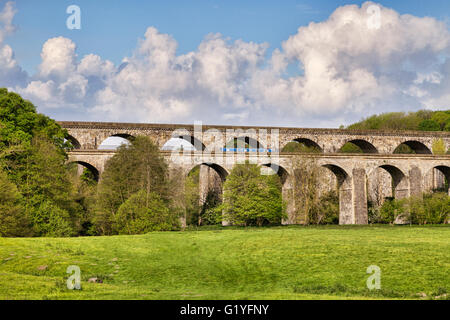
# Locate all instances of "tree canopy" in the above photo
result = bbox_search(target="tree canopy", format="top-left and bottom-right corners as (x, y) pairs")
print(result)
(221, 162), (285, 226)
(346, 110), (450, 131)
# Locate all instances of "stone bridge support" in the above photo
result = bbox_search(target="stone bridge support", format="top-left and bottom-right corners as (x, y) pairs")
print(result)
(68, 148), (450, 226)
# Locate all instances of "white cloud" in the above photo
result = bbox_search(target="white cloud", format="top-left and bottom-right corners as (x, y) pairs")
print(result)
(1, 1), (450, 126)
(0, 1), (15, 44)
(0, 1), (26, 87)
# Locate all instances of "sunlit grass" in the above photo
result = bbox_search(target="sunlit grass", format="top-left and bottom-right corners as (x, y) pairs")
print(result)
(0, 225), (449, 300)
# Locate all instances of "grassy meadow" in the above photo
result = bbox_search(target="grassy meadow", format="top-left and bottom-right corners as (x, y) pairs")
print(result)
(0, 225), (449, 300)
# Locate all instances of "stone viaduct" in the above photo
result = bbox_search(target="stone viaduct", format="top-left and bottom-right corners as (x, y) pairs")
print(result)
(60, 121), (450, 226)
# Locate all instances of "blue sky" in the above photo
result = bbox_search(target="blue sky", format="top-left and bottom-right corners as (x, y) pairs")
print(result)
(8, 0), (450, 74)
(1, 1), (450, 127)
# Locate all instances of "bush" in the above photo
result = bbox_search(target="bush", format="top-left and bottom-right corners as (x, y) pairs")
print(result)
(114, 190), (180, 234)
(367, 200), (381, 224)
(409, 193), (450, 224)
(221, 162), (285, 226)
(379, 193), (450, 225)
(33, 201), (75, 237)
(379, 198), (406, 224)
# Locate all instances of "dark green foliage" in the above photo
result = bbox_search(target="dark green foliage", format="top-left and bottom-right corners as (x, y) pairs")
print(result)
(70, 166), (98, 236)
(115, 190), (179, 234)
(200, 190), (222, 225)
(418, 119), (440, 131)
(221, 162), (285, 226)
(32, 201), (75, 237)
(0, 89), (81, 237)
(0, 169), (32, 237)
(95, 136), (179, 234)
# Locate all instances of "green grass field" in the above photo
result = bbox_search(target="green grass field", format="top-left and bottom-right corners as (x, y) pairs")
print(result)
(0, 225), (449, 300)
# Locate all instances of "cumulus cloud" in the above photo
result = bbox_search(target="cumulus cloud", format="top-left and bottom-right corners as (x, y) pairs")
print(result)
(2, 1), (450, 126)
(253, 1), (450, 121)
(0, 1), (27, 87)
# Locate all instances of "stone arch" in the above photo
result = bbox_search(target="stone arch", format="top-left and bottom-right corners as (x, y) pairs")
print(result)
(425, 165), (450, 194)
(166, 128), (206, 151)
(98, 133), (134, 150)
(393, 140), (432, 154)
(224, 136), (264, 150)
(321, 164), (353, 224)
(70, 161), (100, 181)
(110, 133), (134, 140)
(66, 135), (81, 149)
(339, 139), (378, 153)
(172, 135), (206, 151)
(378, 165), (409, 199)
(261, 163), (293, 224)
(281, 138), (323, 153)
(187, 162), (229, 226)
(261, 163), (289, 185)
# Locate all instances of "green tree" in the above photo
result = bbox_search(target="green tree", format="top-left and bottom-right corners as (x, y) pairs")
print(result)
(33, 201), (75, 237)
(221, 162), (284, 226)
(291, 157), (340, 225)
(0, 169), (32, 237)
(114, 190), (179, 234)
(17, 136), (79, 236)
(95, 136), (172, 234)
(0, 88), (70, 153)
(418, 119), (440, 131)
(431, 111), (450, 130)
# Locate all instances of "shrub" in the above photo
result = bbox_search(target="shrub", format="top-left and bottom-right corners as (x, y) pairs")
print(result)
(379, 198), (406, 224)
(379, 193), (450, 225)
(409, 193), (450, 224)
(33, 201), (75, 237)
(114, 190), (180, 234)
(221, 162), (285, 226)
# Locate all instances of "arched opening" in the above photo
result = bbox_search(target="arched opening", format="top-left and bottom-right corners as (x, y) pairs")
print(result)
(98, 134), (133, 150)
(321, 164), (352, 224)
(66, 135), (81, 149)
(378, 165), (408, 199)
(162, 136), (205, 151)
(282, 138), (322, 153)
(339, 140), (378, 154)
(430, 166), (450, 194)
(224, 137), (264, 151)
(261, 163), (288, 185)
(185, 163), (228, 226)
(261, 163), (292, 224)
(393, 141), (432, 154)
(69, 161), (100, 182)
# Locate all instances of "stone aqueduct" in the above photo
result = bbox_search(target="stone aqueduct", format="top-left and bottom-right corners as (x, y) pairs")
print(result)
(61, 121), (450, 226)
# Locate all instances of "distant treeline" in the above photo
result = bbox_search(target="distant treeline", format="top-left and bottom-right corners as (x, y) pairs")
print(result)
(345, 110), (450, 131)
